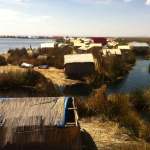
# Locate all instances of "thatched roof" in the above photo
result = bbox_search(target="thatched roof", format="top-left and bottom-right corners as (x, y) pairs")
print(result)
(64, 54), (94, 64)
(41, 42), (56, 48)
(0, 97), (80, 148)
(118, 45), (130, 50)
(129, 42), (149, 48)
(0, 97), (73, 128)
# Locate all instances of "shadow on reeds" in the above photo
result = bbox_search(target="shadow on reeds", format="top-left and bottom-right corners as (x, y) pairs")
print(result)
(0, 143), (76, 150)
(80, 129), (97, 150)
(64, 83), (92, 96)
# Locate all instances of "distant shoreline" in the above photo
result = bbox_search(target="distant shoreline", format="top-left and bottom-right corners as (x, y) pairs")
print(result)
(0, 37), (51, 39)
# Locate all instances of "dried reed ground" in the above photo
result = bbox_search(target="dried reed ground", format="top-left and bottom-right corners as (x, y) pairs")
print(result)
(76, 85), (150, 149)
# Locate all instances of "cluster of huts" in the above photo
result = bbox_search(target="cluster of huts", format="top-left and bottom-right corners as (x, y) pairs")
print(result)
(26, 37), (150, 79)
(0, 97), (80, 150)
(39, 37), (150, 56)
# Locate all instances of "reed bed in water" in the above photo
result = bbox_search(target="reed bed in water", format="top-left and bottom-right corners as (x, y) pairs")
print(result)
(0, 67), (58, 96)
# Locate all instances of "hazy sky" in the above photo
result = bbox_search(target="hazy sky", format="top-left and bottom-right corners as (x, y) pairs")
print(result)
(0, 0), (150, 37)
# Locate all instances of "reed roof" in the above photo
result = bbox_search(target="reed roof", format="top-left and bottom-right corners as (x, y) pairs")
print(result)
(41, 42), (55, 48)
(129, 42), (149, 47)
(0, 97), (69, 128)
(0, 97), (80, 148)
(118, 45), (130, 50)
(64, 54), (94, 64)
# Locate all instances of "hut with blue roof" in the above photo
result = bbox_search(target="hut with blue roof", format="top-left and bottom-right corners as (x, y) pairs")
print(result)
(0, 97), (80, 150)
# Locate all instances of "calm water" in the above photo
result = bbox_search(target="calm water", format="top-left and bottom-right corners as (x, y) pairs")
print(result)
(0, 38), (50, 53)
(108, 58), (150, 94)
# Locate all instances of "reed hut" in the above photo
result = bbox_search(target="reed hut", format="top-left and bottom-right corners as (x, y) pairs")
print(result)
(118, 45), (131, 53)
(41, 42), (56, 49)
(64, 54), (95, 78)
(40, 42), (56, 54)
(129, 42), (149, 54)
(0, 97), (80, 150)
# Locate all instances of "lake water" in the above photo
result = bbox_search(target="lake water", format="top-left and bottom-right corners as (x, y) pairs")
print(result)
(0, 38), (50, 53)
(108, 58), (150, 94)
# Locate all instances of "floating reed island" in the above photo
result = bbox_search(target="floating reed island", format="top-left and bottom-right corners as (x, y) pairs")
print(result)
(0, 97), (80, 150)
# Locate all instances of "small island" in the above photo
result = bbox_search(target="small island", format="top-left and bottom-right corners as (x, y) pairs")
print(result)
(0, 36), (150, 149)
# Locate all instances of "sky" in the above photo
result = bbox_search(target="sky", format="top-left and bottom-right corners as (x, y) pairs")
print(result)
(0, 0), (150, 37)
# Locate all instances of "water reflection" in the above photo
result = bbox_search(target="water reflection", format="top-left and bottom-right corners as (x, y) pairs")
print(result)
(108, 58), (150, 94)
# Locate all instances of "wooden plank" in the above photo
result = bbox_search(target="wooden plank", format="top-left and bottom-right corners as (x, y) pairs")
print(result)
(0, 115), (5, 127)
(68, 108), (77, 110)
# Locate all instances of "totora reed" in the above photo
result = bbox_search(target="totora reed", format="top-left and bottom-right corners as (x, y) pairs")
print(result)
(0, 97), (81, 150)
